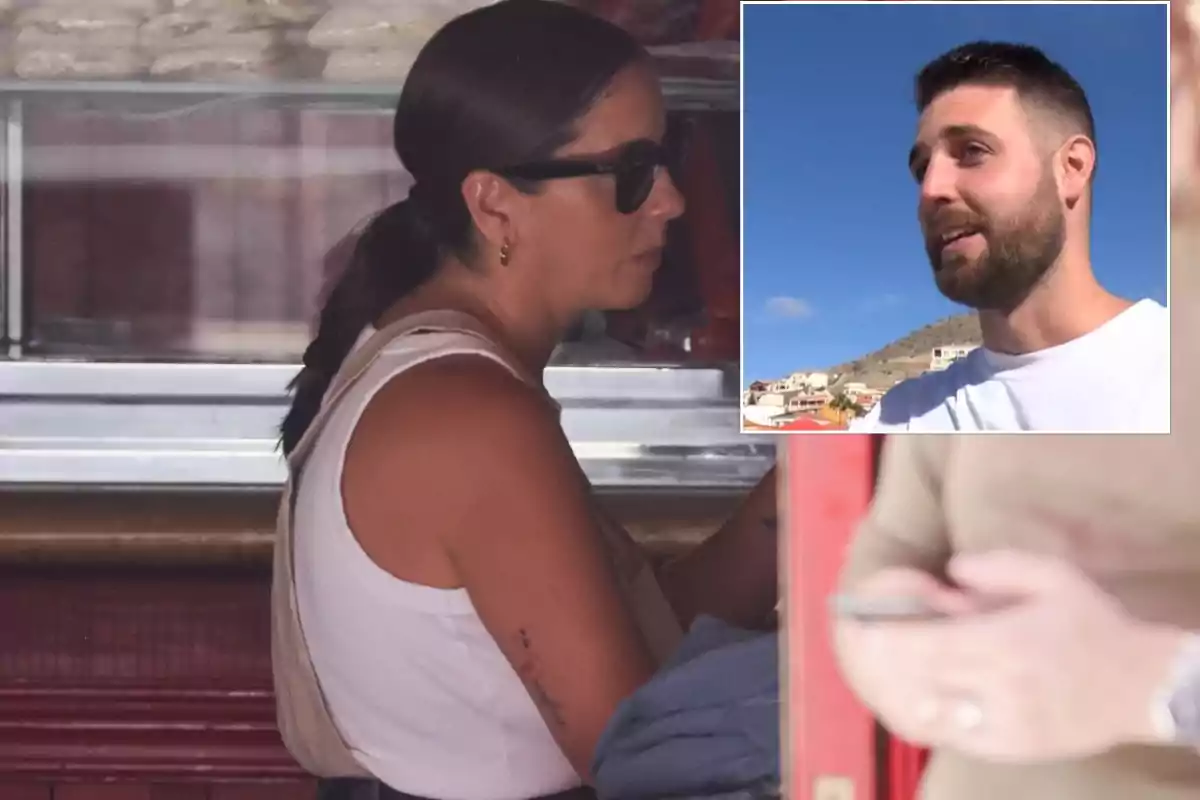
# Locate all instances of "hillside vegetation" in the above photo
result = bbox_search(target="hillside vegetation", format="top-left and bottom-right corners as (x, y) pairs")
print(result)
(826, 313), (982, 390)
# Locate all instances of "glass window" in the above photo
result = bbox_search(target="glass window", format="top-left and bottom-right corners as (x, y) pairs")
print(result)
(10, 96), (736, 364)
(19, 96), (405, 362)
(1, 0), (738, 365)
(0, 1), (740, 365)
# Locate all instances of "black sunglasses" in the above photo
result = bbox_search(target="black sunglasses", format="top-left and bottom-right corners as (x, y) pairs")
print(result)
(495, 139), (668, 215)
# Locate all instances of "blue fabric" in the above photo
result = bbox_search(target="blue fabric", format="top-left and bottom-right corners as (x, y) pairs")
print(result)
(591, 616), (781, 800)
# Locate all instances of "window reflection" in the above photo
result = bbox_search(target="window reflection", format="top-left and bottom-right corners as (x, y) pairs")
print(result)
(19, 100), (737, 363)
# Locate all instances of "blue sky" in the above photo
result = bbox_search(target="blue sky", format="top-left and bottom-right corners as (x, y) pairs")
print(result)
(741, 1), (1168, 382)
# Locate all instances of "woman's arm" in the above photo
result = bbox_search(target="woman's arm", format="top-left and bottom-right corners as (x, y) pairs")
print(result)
(654, 464), (780, 630)
(346, 357), (656, 780)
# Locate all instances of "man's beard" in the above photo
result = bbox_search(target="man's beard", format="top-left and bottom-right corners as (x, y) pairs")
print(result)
(924, 174), (1066, 313)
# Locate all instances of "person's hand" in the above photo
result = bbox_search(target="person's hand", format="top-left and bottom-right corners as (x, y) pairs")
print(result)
(833, 566), (975, 743)
(899, 550), (1188, 762)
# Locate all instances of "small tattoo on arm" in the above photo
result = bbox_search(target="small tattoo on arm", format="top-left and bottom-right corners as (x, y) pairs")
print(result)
(517, 628), (566, 729)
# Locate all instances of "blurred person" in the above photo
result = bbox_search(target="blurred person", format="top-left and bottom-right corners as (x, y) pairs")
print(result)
(832, 429), (1200, 800)
(838, 549), (1200, 764)
(273, 3), (780, 800)
(852, 41), (1168, 432)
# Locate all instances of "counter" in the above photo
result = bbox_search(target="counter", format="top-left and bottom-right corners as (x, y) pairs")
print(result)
(0, 359), (772, 490)
(0, 484), (757, 794)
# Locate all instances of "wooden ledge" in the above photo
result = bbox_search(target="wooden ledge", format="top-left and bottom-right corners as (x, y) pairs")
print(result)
(0, 489), (736, 565)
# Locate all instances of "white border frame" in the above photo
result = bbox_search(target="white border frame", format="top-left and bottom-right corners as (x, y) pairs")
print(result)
(737, 0), (1173, 436)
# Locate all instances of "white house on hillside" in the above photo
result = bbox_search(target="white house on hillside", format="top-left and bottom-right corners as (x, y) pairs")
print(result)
(778, 371), (829, 391)
(930, 344), (978, 371)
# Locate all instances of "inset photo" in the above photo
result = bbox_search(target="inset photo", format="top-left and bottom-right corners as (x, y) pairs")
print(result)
(741, 1), (1169, 433)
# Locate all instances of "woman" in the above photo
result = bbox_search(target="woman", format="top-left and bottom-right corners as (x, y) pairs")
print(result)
(280, 3), (778, 799)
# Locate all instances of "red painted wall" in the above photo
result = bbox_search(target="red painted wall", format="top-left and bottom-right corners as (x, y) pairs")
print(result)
(784, 434), (879, 800)
(784, 434), (928, 800)
(0, 565), (316, 797)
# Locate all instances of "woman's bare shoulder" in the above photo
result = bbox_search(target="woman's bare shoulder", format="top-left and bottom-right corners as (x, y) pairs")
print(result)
(356, 352), (568, 462)
(343, 352), (585, 528)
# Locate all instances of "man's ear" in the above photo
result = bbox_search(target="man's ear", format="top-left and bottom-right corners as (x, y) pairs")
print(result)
(1057, 134), (1096, 209)
(461, 170), (518, 258)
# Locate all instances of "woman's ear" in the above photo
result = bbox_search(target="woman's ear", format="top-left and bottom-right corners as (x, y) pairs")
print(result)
(461, 170), (519, 259)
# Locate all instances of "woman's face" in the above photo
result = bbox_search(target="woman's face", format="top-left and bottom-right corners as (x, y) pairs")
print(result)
(515, 62), (686, 312)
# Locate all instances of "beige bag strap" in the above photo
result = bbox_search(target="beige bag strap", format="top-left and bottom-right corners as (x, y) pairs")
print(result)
(272, 309), (535, 776)
(290, 309), (540, 467)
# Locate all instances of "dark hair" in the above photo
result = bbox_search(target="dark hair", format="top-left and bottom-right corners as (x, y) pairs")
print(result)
(281, 0), (644, 454)
(915, 41), (1096, 147)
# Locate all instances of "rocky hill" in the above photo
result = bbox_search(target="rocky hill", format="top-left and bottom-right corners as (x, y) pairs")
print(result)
(826, 313), (982, 390)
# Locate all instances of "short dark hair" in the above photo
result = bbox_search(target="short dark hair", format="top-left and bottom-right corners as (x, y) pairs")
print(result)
(915, 41), (1096, 146)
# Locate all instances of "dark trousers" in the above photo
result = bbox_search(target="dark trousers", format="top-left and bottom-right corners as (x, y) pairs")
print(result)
(317, 778), (597, 800)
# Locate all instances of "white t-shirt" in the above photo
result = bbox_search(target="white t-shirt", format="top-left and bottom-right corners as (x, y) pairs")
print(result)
(851, 299), (1170, 433)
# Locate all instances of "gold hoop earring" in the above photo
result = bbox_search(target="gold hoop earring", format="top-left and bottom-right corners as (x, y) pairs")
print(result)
(499, 240), (512, 266)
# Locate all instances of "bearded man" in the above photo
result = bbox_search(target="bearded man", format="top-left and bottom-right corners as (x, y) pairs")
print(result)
(852, 42), (1168, 432)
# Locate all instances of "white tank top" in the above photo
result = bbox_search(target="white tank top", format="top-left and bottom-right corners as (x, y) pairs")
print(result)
(292, 329), (582, 800)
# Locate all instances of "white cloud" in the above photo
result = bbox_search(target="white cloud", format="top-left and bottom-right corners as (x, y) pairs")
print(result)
(764, 295), (813, 320)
